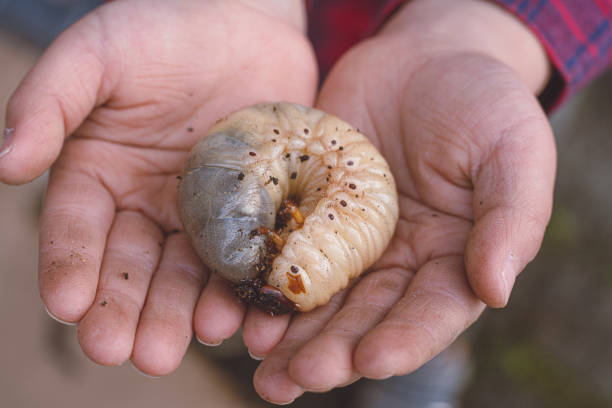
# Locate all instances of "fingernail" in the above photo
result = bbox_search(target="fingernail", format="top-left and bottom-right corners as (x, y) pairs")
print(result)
(196, 335), (223, 347)
(277, 399), (296, 406)
(130, 362), (160, 379)
(0, 128), (15, 158)
(44, 305), (77, 326)
(500, 254), (517, 306)
(248, 349), (264, 361)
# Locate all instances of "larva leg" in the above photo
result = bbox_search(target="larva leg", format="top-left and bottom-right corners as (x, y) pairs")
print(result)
(255, 227), (284, 252)
(281, 199), (305, 226)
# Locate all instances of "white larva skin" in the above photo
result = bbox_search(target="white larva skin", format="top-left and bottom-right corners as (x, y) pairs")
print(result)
(183, 102), (398, 311)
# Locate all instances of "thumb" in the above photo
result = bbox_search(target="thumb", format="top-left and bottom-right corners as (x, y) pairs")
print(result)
(1, 13), (111, 184)
(465, 97), (557, 308)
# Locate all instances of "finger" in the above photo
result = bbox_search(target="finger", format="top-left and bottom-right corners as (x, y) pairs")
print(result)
(132, 233), (208, 376)
(39, 167), (115, 323)
(354, 256), (484, 379)
(1, 14), (113, 184)
(287, 267), (413, 391)
(77, 211), (163, 366)
(193, 274), (246, 346)
(466, 114), (556, 307)
(253, 289), (348, 405)
(242, 308), (291, 360)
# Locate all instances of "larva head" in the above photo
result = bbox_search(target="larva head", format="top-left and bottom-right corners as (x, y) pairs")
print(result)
(178, 131), (275, 283)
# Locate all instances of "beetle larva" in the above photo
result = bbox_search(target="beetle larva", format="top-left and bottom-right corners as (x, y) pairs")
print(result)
(178, 102), (398, 314)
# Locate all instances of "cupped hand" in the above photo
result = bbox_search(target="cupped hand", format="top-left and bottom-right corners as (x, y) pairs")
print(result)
(246, 0), (557, 403)
(1, 0), (317, 375)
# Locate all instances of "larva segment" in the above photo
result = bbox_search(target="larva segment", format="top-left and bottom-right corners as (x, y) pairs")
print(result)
(179, 102), (399, 313)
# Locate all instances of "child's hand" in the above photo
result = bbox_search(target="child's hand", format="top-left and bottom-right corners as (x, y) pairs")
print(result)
(1, 0), (316, 375)
(248, 0), (557, 403)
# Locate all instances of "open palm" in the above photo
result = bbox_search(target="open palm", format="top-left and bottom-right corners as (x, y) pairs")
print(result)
(2, 0), (316, 374)
(3, 0), (558, 403)
(248, 1), (557, 404)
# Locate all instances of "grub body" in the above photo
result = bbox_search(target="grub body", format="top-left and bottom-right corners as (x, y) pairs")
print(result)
(179, 102), (399, 312)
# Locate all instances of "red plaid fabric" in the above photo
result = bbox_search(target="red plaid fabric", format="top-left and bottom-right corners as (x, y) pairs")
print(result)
(490, 0), (612, 108)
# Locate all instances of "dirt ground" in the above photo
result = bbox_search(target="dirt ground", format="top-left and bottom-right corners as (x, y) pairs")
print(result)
(1, 21), (612, 408)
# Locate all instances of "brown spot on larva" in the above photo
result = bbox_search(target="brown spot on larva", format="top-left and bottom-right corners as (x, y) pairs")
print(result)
(270, 176), (279, 185)
(249, 151), (256, 156)
(290, 265), (299, 274)
(339, 146), (344, 151)
(347, 161), (354, 166)
(272, 138), (277, 143)
(304, 128), (310, 134)
(331, 140), (337, 145)
(187, 127), (194, 132)
(273, 129), (280, 134)
(50, 241), (54, 244)
(285, 153), (291, 158)
(432, 213), (438, 217)
(290, 172), (297, 179)
(340, 200), (347, 207)
(286, 272), (306, 295)
(328, 214), (334, 220)
(123, 272), (129, 280)
(316, 187), (321, 191)
(101, 301), (107, 307)
(299, 154), (309, 162)
(349, 183), (357, 190)
(479, 200), (484, 206)
(237, 172), (245, 181)
(176, 175), (182, 180)
(273, 106), (277, 112)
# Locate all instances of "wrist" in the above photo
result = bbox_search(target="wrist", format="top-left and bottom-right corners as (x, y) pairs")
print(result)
(380, 0), (551, 94)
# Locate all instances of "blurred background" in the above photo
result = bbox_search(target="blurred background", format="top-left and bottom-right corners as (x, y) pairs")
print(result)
(1, 1), (612, 407)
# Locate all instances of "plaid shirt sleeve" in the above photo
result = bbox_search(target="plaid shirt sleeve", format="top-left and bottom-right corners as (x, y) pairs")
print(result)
(490, 0), (612, 109)
(308, 0), (612, 110)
